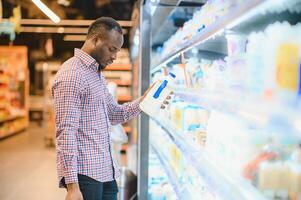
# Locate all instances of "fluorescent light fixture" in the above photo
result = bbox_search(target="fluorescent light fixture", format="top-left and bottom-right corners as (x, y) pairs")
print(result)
(63, 35), (86, 41)
(58, 0), (70, 6)
(31, 0), (61, 23)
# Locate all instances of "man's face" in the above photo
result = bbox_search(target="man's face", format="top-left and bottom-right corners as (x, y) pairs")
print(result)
(91, 29), (123, 70)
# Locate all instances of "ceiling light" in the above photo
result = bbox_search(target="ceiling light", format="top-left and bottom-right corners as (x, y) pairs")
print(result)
(57, 0), (70, 6)
(31, 0), (61, 23)
(57, 27), (64, 33)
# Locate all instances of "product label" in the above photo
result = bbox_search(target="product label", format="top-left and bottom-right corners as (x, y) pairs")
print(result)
(153, 80), (168, 99)
(276, 44), (299, 92)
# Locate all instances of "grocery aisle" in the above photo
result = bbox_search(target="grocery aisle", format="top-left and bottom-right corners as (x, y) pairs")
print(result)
(0, 123), (65, 200)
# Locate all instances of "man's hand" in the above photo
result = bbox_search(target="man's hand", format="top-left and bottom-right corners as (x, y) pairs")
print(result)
(66, 183), (83, 200)
(139, 82), (173, 110)
(139, 82), (156, 103)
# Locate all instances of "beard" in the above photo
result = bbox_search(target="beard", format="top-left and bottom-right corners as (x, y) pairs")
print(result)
(98, 63), (106, 71)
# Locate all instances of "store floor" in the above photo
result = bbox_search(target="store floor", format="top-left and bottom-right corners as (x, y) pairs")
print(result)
(0, 123), (65, 200)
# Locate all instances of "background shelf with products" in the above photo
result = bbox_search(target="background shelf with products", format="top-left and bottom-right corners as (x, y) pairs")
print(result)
(148, 147), (179, 200)
(149, 143), (191, 200)
(151, 0), (301, 72)
(33, 61), (62, 146)
(102, 48), (134, 153)
(0, 46), (29, 139)
(102, 49), (133, 104)
(138, 0), (301, 199)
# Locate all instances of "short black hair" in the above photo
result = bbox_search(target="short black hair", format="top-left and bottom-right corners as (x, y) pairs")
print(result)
(87, 17), (123, 39)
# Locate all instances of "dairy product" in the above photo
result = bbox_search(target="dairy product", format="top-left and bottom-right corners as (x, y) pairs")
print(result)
(140, 73), (176, 117)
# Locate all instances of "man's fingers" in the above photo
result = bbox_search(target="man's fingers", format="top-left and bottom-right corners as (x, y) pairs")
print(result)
(163, 100), (169, 105)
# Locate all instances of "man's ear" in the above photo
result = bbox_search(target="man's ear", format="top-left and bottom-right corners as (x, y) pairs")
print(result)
(92, 36), (103, 47)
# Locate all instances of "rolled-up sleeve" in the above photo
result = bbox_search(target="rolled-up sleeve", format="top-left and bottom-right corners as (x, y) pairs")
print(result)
(52, 70), (85, 186)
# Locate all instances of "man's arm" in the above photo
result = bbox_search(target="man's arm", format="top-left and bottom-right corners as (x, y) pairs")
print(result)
(52, 70), (84, 188)
(105, 86), (141, 125)
(105, 81), (158, 125)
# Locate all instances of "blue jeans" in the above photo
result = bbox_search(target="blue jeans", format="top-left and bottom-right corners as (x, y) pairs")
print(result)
(78, 174), (118, 200)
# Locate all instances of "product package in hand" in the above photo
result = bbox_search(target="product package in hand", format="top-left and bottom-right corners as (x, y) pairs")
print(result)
(140, 73), (175, 117)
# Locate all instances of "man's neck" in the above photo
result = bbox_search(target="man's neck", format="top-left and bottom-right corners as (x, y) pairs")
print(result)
(81, 44), (91, 55)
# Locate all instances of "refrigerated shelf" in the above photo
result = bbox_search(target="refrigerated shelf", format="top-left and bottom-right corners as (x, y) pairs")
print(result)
(150, 117), (266, 200)
(174, 89), (301, 136)
(150, 144), (191, 200)
(151, 0), (300, 73)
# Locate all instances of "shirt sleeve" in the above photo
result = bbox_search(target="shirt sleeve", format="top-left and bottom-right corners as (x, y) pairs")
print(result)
(104, 85), (141, 126)
(52, 70), (85, 186)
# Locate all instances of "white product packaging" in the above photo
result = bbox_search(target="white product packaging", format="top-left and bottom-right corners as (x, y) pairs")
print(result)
(140, 73), (176, 117)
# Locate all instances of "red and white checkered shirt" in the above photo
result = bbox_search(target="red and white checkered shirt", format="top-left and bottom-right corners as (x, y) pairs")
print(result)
(52, 48), (141, 187)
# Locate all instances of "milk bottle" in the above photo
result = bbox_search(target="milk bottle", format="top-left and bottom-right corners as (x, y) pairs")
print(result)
(140, 73), (176, 117)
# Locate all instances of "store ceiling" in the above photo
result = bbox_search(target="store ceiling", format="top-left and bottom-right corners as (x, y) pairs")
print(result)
(2, 0), (136, 20)
(1, 0), (136, 63)
(1, 0), (137, 88)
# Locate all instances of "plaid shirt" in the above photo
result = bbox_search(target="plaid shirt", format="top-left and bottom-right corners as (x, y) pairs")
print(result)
(52, 48), (141, 187)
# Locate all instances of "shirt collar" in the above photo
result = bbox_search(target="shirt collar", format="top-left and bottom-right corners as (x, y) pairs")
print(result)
(74, 48), (99, 71)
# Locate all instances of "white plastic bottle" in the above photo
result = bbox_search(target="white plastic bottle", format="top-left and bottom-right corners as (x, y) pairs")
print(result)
(140, 73), (176, 117)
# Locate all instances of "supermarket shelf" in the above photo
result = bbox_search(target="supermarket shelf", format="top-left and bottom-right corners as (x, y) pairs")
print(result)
(118, 95), (132, 102)
(124, 126), (131, 133)
(0, 126), (26, 140)
(151, 0), (300, 73)
(0, 115), (25, 124)
(151, 0), (180, 38)
(109, 80), (131, 87)
(150, 143), (192, 200)
(174, 89), (301, 135)
(150, 117), (266, 200)
(104, 63), (132, 71)
(0, 81), (9, 85)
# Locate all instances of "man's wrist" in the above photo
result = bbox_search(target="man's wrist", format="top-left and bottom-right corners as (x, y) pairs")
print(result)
(67, 183), (80, 191)
(138, 96), (143, 103)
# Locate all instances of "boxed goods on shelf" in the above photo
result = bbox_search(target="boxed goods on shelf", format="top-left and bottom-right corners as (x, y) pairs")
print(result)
(0, 46), (29, 138)
(148, 151), (177, 200)
(169, 101), (209, 132)
(0, 117), (27, 138)
(246, 22), (301, 101)
(161, 0), (233, 58)
(103, 71), (132, 83)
